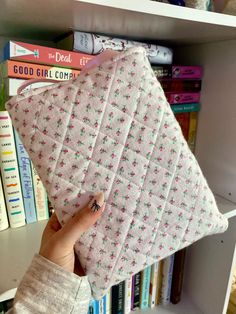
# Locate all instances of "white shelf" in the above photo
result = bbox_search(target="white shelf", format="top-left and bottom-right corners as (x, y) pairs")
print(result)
(0, 220), (47, 297)
(215, 195), (236, 219)
(0, 0), (235, 44)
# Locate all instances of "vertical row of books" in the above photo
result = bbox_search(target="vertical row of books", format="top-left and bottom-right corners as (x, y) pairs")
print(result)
(0, 40), (93, 231)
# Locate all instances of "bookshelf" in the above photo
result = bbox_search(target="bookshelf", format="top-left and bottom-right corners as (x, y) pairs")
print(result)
(0, 1), (236, 313)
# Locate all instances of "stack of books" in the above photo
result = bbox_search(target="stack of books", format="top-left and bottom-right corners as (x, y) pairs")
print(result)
(0, 40), (93, 230)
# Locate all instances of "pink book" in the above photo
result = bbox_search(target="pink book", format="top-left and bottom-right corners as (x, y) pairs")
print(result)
(3, 41), (94, 70)
(166, 92), (201, 104)
(172, 66), (203, 79)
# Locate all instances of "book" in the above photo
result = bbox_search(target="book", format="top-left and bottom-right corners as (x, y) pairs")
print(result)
(149, 262), (159, 308)
(171, 103), (200, 114)
(0, 111), (25, 228)
(131, 272), (141, 310)
(106, 289), (111, 314)
(0, 173), (9, 231)
(14, 129), (37, 224)
(3, 41), (94, 70)
(156, 260), (164, 305)
(124, 277), (132, 314)
(166, 92), (200, 104)
(160, 79), (201, 92)
(188, 111), (199, 153)
(161, 255), (175, 305)
(31, 162), (49, 221)
(152, 65), (203, 79)
(140, 266), (151, 310)
(175, 112), (190, 141)
(170, 248), (187, 304)
(57, 31), (173, 64)
(1, 60), (80, 80)
(87, 299), (99, 314)
(99, 295), (106, 314)
(112, 281), (125, 314)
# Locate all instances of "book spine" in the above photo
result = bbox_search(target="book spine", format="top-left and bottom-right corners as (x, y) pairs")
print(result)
(14, 129), (37, 223)
(156, 260), (164, 305)
(152, 66), (172, 78)
(4, 41), (94, 69)
(161, 255), (175, 305)
(72, 31), (173, 64)
(5, 78), (54, 97)
(149, 262), (159, 308)
(0, 111), (25, 228)
(112, 282), (125, 314)
(31, 162), (48, 221)
(188, 111), (198, 153)
(140, 266), (151, 310)
(133, 272), (141, 310)
(170, 248), (187, 304)
(166, 92), (200, 104)
(160, 79), (201, 92)
(0, 173), (9, 231)
(2, 60), (80, 80)
(175, 112), (190, 141)
(172, 66), (203, 79)
(124, 277), (132, 314)
(88, 299), (98, 314)
(106, 290), (111, 314)
(171, 103), (200, 114)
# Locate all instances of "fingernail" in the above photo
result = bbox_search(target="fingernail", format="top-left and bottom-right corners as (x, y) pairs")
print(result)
(89, 192), (105, 213)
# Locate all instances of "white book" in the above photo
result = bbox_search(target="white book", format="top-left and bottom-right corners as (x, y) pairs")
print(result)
(0, 111), (25, 228)
(0, 174), (9, 231)
(31, 162), (48, 221)
(124, 277), (132, 314)
(106, 289), (111, 314)
(149, 262), (159, 308)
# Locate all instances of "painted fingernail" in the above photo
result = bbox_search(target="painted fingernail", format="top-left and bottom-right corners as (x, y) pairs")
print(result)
(89, 192), (105, 213)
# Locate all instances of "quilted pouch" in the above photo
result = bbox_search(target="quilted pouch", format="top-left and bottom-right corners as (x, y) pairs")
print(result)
(6, 47), (228, 299)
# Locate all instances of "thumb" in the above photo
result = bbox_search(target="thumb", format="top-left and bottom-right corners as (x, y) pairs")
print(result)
(58, 192), (105, 246)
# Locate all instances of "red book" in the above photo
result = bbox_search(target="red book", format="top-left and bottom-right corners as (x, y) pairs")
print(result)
(160, 79), (201, 92)
(3, 41), (94, 70)
(175, 112), (190, 141)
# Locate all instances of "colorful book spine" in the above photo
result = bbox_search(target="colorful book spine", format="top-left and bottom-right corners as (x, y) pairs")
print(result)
(188, 111), (199, 153)
(0, 111), (25, 228)
(99, 295), (106, 314)
(175, 112), (190, 141)
(124, 277), (132, 314)
(31, 162), (48, 221)
(1, 60), (80, 80)
(171, 103), (200, 114)
(140, 266), (151, 310)
(0, 174), (9, 231)
(112, 281), (125, 314)
(152, 65), (203, 79)
(161, 255), (175, 305)
(3, 41), (94, 69)
(106, 289), (111, 314)
(149, 262), (159, 308)
(166, 92), (200, 104)
(14, 129), (37, 224)
(170, 248), (187, 304)
(160, 79), (201, 92)
(156, 260), (164, 305)
(131, 272), (141, 310)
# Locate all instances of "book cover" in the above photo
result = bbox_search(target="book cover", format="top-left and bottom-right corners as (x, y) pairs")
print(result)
(0, 111), (25, 228)
(3, 41), (94, 70)
(152, 65), (203, 79)
(124, 277), (132, 314)
(1, 60), (80, 80)
(160, 79), (201, 92)
(131, 272), (141, 310)
(175, 112), (190, 141)
(188, 111), (199, 153)
(140, 266), (151, 310)
(0, 173), (9, 231)
(161, 255), (175, 305)
(166, 92), (200, 104)
(112, 281), (125, 314)
(149, 262), (159, 308)
(171, 103), (200, 114)
(31, 162), (49, 221)
(14, 129), (37, 224)
(170, 248), (187, 304)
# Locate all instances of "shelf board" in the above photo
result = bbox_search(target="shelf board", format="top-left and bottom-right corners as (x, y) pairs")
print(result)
(0, 220), (47, 297)
(215, 194), (236, 219)
(0, 0), (235, 44)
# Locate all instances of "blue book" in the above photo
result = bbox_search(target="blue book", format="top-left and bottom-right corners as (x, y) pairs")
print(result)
(87, 299), (99, 314)
(14, 129), (37, 223)
(102, 295), (106, 314)
(140, 266), (151, 310)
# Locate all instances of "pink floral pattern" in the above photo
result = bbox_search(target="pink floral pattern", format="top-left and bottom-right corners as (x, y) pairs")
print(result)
(6, 47), (228, 299)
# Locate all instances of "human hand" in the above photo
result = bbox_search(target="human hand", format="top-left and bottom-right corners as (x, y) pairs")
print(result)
(39, 192), (105, 276)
